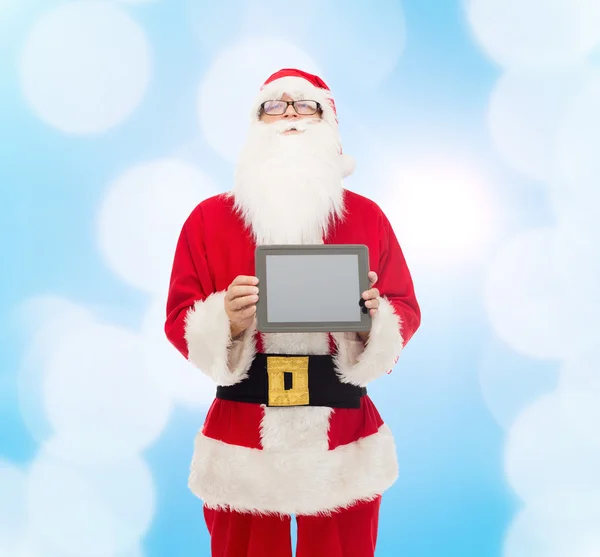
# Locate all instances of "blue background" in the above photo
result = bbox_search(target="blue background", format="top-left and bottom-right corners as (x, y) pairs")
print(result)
(2, 1), (598, 556)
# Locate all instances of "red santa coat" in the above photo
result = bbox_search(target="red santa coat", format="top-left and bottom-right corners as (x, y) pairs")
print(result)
(165, 189), (420, 516)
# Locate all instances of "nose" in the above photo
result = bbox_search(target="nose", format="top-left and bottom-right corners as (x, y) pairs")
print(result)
(283, 102), (298, 118)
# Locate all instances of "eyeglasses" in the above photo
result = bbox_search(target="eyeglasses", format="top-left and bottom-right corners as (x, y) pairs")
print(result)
(261, 99), (321, 116)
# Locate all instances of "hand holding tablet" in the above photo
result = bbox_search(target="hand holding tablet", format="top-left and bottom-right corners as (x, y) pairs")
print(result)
(224, 275), (260, 338)
(254, 244), (373, 333)
(361, 271), (380, 318)
(357, 271), (381, 342)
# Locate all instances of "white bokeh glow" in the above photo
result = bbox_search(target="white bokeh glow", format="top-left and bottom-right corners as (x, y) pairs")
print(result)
(27, 455), (116, 557)
(478, 338), (557, 430)
(43, 320), (172, 463)
(17, 297), (95, 443)
(3, 531), (146, 557)
(553, 206), (600, 320)
(115, 545), (146, 557)
(382, 159), (494, 265)
(20, 1), (151, 134)
(98, 158), (216, 294)
(0, 462), (27, 553)
(504, 492), (600, 557)
(479, 3), (600, 550)
(483, 227), (588, 360)
(556, 387), (600, 450)
(27, 451), (154, 557)
(556, 75), (600, 207)
(16, 299), (163, 554)
(465, 0), (600, 69)
(559, 342), (600, 394)
(556, 342), (600, 443)
(189, 0), (405, 90)
(487, 67), (597, 184)
(198, 38), (321, 163)
(115, 546), (146, 557)
(0, 535), (54, 557)
(505, 393), (600, 502)
(142, 297), (216, 408)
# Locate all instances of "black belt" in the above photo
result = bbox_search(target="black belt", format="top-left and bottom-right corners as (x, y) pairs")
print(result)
(216, 353), (366, 408)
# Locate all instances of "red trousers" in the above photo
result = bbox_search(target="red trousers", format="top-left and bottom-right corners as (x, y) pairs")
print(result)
(204, 497), (381, 557)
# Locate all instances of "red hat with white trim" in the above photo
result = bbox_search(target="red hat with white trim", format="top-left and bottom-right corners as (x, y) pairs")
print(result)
(253, 68), (356, 178)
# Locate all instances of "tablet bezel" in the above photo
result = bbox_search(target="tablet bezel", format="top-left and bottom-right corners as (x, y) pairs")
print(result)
(255, 244), (372, 333)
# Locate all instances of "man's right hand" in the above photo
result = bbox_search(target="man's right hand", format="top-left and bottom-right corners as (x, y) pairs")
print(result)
(225, 275), (259, 339)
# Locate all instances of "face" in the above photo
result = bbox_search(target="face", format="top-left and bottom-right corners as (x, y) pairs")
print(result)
(259, 93), (322, 134)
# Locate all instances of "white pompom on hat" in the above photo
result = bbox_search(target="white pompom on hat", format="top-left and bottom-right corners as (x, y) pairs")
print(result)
(252, 68), (355, 178)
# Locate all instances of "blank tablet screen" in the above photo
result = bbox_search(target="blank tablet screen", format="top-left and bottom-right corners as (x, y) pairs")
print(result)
(265, 253), (361, 323)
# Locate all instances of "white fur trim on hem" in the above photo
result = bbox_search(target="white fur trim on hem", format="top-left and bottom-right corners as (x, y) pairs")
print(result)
(188, 424), (398, 516)
(332, 297), (403, 387)
(184, 291), (256, 386)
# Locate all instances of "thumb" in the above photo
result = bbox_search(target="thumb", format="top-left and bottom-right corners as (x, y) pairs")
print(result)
(368, 271), (378, 285)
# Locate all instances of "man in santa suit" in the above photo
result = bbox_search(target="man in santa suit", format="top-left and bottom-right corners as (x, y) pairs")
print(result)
(165, 68), (420, 557)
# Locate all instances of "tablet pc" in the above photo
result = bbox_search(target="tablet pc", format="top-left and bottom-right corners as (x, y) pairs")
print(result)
(255, 244), (371, 333)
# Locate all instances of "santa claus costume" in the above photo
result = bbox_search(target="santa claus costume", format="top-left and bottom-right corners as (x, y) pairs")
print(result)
(165, 68), (421, 557)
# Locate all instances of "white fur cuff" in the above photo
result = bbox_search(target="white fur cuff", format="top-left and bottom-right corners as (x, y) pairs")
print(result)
(333, 297), (403, 387)
(184, 291), (256, 386)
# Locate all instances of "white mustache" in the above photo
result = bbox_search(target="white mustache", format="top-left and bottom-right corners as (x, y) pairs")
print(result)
(267, 119), (321, 134)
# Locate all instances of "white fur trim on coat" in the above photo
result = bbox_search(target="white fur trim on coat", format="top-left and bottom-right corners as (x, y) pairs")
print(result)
(332, 297), (403, 387)
(184, 291), (256, 386)
(188, 424), (398, 516)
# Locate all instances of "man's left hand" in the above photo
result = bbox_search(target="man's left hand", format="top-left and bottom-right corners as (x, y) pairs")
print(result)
(357, 271), (379, 344)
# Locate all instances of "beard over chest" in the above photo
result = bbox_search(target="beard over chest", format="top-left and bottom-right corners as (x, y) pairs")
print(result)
(232, 119), (346, 246)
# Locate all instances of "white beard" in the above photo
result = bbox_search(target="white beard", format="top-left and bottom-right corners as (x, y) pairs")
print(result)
(232, 118), (345, 245)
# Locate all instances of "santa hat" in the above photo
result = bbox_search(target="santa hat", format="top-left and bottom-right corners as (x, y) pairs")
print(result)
(252, 68), (356, 178)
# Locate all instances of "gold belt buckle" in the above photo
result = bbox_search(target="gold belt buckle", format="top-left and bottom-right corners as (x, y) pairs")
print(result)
(266, 356), (310, 407)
